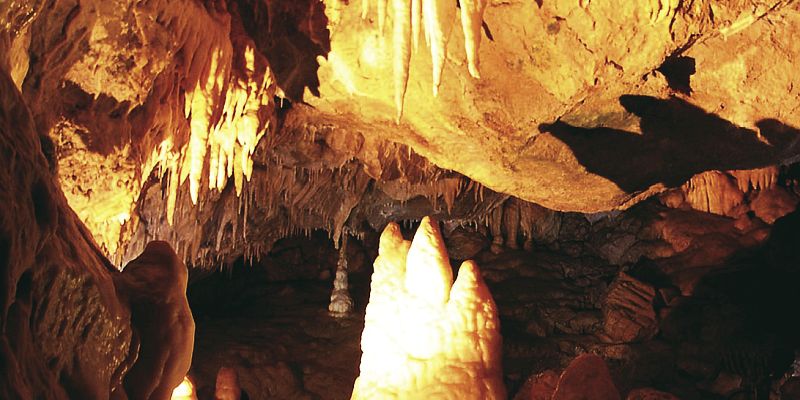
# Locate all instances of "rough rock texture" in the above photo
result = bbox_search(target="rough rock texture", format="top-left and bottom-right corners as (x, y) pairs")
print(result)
(315, 0), (800, 211)
(2, 0), (799, 261)
(4, 0), (800, 398)
(0, 70), (133, 398)
(115, 241), (195, 400)
(181, 190), (800, 399)
(551, 354), (620, 400)
(625, 388), (681, 400)
(513, 370), (560, 400)
(602, 273), (658, 343)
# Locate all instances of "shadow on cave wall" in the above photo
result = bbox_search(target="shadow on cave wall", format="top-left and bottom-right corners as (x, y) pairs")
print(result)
(540, 95), (800, 192)
(233, 0), (330, 102)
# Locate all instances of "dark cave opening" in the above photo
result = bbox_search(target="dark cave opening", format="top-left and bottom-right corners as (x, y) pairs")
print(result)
(179, 197), (800, 399)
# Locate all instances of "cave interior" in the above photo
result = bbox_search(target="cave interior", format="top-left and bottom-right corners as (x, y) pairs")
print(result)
(2, 0), (800, 399)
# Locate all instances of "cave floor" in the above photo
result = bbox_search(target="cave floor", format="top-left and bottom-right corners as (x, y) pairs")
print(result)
(187, 239), (792, 400)
(189, 273), (369, 400)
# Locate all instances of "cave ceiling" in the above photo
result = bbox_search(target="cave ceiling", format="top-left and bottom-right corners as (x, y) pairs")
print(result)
(2, 0), (799, 262)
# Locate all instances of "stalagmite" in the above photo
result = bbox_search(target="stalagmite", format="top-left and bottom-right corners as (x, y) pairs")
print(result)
(115, 241), (195, 400)
(459, 0), (489, 78)
(329, 234), (355, 317)
(393, 0), (412, 121)
(171, 377), (198, 400)
(489, 205), (504, 253)
(215, 367), (242, 400)
(351, 217), (506, 399)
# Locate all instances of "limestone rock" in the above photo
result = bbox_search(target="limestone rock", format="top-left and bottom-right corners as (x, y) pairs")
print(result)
(215, 367), (241, 400)
(513, 369), (559, 400)
(116, 241), (195, 400)
(551, 354), (621, 400)
(626, 388), (680, 400)
(444, 225), (489, 260)
(0, 69), (133, 399)
(602, 273), (658, 343)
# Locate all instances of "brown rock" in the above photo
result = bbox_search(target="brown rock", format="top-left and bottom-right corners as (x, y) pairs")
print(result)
(552, 354), (621, 400)
(626, 388), (680, 400)
(444, 226), (489, 260)
(513, 370), (560, 400)
(602, 273), (658, 343)
(215, 367), (241, 400)
(781, 377), (800, 399)
(749, 186), (800, 224)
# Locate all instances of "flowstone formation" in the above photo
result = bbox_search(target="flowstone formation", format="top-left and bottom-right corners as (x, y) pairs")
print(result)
(352, 217), (505, 399)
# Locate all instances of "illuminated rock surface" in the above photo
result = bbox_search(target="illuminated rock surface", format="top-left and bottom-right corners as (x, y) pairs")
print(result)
(171, 377), (198, 400)
(0, 69), (134, 399)
(351, 217), (506, 399)
(3, 0), (800, 399)
(214, 367), (242, 400)
(1, 0), (799, 257)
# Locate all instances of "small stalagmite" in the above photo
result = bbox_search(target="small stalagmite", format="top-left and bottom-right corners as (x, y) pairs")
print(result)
(171, 377), (198, 400)
(214, 367), (242, 400)
(351, 216), (506, 399)
(329, 234), (355, 317)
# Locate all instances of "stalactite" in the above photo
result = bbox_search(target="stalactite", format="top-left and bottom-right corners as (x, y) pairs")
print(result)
(423, 0), (455, 97)
(363, 0), (481, 118)
(502, 199), (520, 250)
(489, 204), (504, 253)
(393, 0), (412, 122)
(730, 166), (778, 193)
(459, 0), (489, 78)
(411, 0), (422, 50)
(378, 0), (389, 34)
(684, 171), (744, 216)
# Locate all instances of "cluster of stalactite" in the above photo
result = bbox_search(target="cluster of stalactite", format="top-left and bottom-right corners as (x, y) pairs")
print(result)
(141, 5), (277, 225)
(358, 0), (489, 120)
(663, 166), (783, 216)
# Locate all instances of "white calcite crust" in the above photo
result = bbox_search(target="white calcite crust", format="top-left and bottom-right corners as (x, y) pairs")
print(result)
(351, 216), (506, 399)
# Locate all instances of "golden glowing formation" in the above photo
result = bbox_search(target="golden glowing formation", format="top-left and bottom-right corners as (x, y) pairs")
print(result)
(361, 0), (488, 119)
(351, 217), (506, 399)
(171, 377), (198, 400)
(172, 42), (274, 222)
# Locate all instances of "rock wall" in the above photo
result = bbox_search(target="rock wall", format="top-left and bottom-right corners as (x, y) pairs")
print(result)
(0, 71), (133, 398)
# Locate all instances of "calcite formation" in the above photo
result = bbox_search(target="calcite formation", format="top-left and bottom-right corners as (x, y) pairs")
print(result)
(3, 0), (800, 398)
(352, 217), (506, 399)
(2, 0), (798, 262)
(115, 241), (195, 400)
